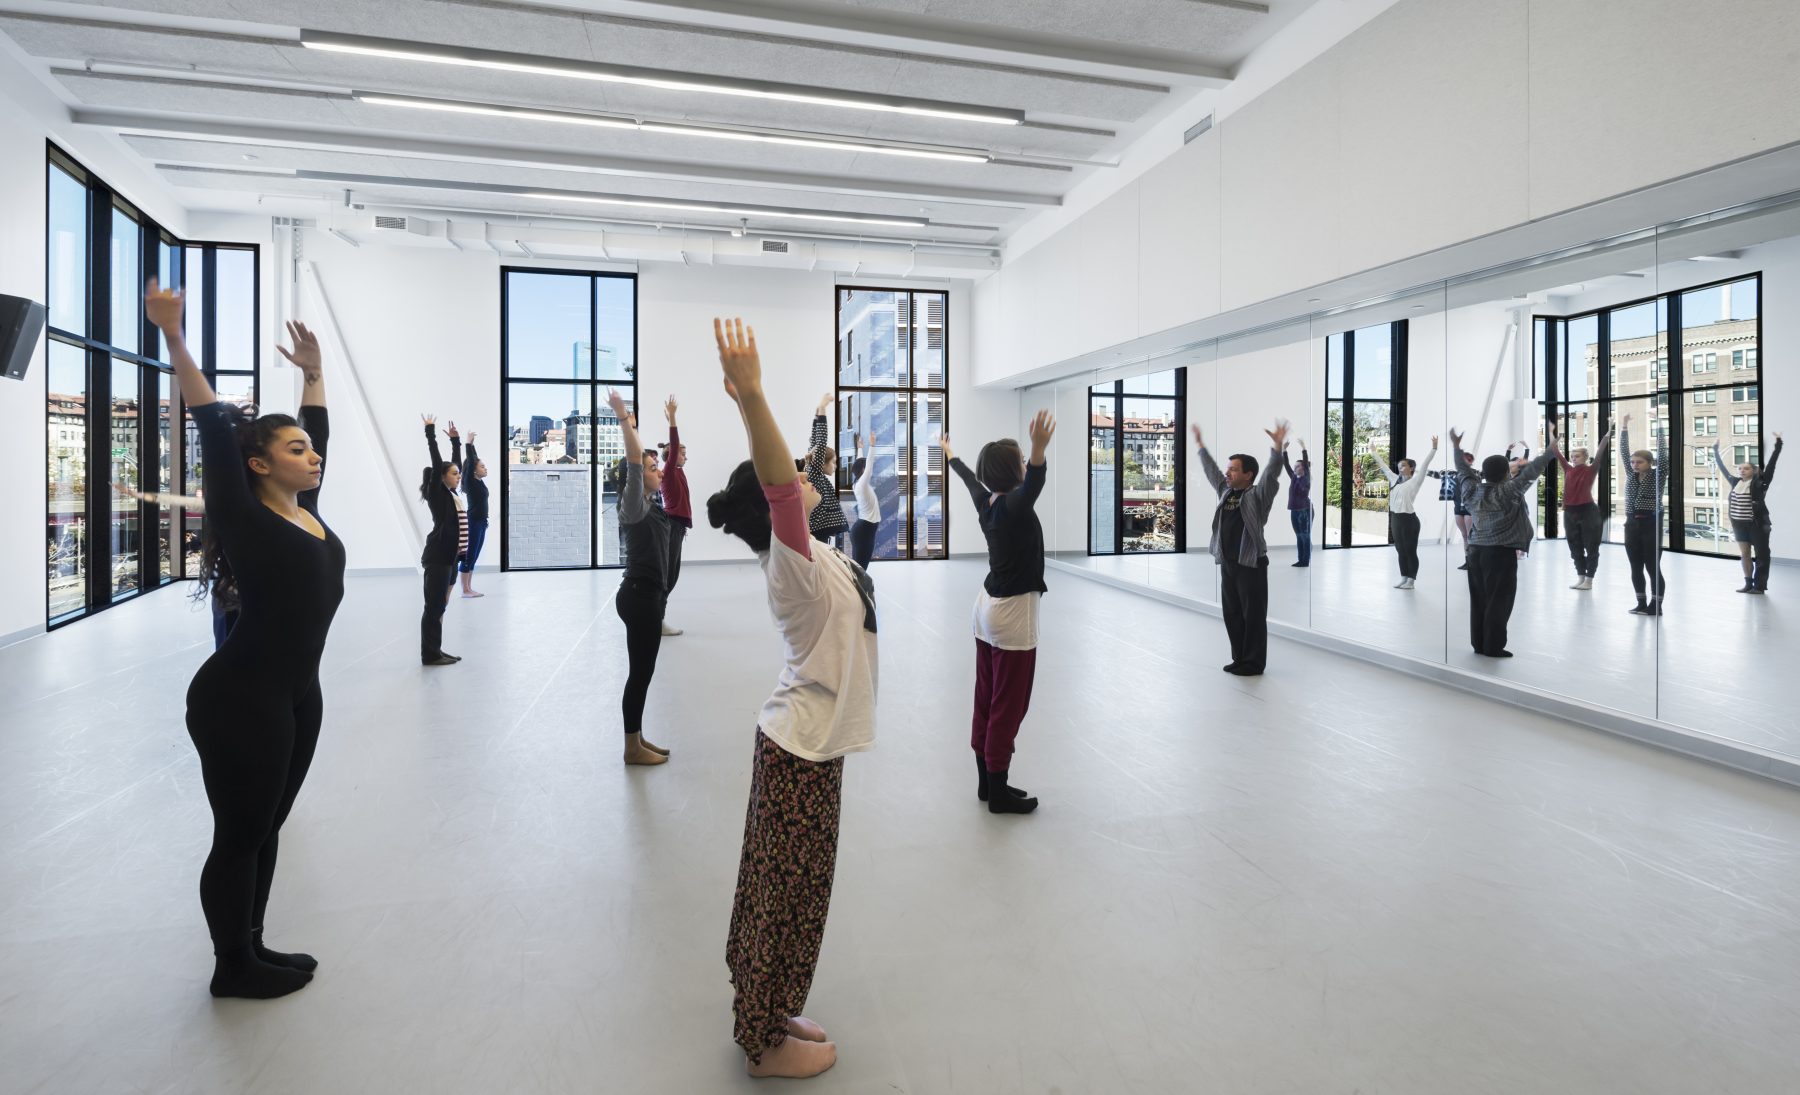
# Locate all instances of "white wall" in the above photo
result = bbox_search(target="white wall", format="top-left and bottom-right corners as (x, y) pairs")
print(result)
(256, 233), (1013, 572)
(976, 0), (1800, 387)
(0, 45), (194, 641)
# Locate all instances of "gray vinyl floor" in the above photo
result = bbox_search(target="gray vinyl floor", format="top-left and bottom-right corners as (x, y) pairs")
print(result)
(1055, 543), (1800, 758)
(3, 561), (1800, 1094)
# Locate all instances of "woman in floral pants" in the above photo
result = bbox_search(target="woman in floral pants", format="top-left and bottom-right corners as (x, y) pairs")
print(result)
(706, 317), (878, 1080)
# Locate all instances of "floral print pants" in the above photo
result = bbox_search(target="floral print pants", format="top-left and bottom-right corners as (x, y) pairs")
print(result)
(727, 729), (844, 1063)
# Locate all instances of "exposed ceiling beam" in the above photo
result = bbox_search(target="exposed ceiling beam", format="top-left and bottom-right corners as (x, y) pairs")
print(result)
(538, 0), (1238, 85)
(71, 110), (1061, 209)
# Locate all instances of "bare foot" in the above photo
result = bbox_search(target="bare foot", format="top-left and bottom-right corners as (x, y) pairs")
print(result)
(641, 737), (671, 757)
(746, 1037), (836, 1079)
(623, 733), (667, 766)
(786, 1016), (827, 1042)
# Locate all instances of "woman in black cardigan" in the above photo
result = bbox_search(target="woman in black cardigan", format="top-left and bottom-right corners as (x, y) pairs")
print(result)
(419, 416), (464, 665)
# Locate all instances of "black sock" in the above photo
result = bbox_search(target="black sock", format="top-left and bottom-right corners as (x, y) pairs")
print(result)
(210, 945), (313, 999)
(976, 756), (1027, 802)
(986, 770), (1037, 815)
(253, 928), (318, 973)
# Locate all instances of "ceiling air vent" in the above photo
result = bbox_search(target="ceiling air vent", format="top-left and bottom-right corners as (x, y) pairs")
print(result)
(761, 240), (791, 254)
(1183, 114), (1215, 144)
(373, 215), (409, 230)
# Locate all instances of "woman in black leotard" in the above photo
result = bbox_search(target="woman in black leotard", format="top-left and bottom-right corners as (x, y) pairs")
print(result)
(607, 388), (673, 766)
(419, 418), (464, 666)
(152, 283), (345, 1000)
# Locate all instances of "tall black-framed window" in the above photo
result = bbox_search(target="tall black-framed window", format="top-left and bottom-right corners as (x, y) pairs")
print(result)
(499, 267), (638, 570)
(44, 143), (260, 628)
(1535, 272), (1760, 558)
(834, 287), (949, 560)
(1322, 320), (1409, 549)
(1087, 369), (1185, 554)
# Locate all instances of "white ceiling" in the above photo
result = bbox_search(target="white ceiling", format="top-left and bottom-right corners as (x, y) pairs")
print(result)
(0, 0), (1317, 253)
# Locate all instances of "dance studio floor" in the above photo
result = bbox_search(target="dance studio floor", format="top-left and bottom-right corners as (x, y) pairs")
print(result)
(3, 561), (1799, 1093)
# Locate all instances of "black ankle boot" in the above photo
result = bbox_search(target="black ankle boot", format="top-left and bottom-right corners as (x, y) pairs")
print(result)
(986, 770), (1038, 815)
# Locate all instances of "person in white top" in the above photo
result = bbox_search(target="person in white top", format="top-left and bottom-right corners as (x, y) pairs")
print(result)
(1380, 437), (1437, 590)
(705, 317), (877, 1081)
(847, 428), (882, 569)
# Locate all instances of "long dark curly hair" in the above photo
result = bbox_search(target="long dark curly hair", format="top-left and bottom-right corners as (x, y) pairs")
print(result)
(191, 406), (301, 611)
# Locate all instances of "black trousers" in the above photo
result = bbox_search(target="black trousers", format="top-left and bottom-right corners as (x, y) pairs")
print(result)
(1391, 512), (1421, 578)
(1752, 522), (1773, 591)
(1623, 514), (1664, 602)
(1467, 544), (1519, 656)
(666, 523), (687, 595)
(187, 674), (322, 952)
(1220, 557), (1269, 672)
(421, 561), (456, 661)
(1565, 503), (1604, 578)
(615, 577), (667, 735)
(848, 519), (878, 570)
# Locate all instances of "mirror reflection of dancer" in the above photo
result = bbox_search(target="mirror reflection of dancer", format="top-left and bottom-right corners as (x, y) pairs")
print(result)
(453, 429), (489, 599)
(1380, 437), (1437, 590)
(1452, 428), (1554, 657)
(658, 396), (692, 635)
(1281, 440), (1313, 568)
(1619, 413), (1668, 616)
(1196, 419), (1288, 676)
(1714, 432), (1783, 594)
(418, 417), (464, 665)
(708, 318), (877, 1080)
(945, 411), (1056, 815)
(803, 392), (849, 547)
(152, 284), (343, 999)
(847, 428), (881, 569)
(1428, 448), (1477, 569)
(1552, 422), (1611, 591)
(609, 389), (674, 766)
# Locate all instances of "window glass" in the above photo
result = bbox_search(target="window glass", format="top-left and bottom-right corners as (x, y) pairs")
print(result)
(109, 358), (141, 600)
(214, 248), (255, 371)
(48, 341), (88, 619)
(111, 207), (141, 355)
(49, 164), (88, 335)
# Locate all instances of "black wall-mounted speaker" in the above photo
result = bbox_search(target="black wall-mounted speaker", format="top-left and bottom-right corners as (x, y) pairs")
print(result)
(0, 294), (47, 382)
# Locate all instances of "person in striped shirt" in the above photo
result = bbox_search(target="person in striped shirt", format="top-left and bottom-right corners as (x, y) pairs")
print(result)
(1714, 433), (1784, 593)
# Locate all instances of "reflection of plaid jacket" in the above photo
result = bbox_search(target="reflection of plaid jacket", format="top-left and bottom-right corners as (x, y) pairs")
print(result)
(1199, 447), (1282, 565)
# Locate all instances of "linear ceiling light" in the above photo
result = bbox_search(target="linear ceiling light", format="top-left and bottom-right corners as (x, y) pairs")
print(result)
(516, 192), (928, 228)
(303, 32), (1023, 126)
(353, 93), (991, 163)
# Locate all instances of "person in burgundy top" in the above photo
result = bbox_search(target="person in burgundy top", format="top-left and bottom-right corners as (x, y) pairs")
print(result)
(659, 395), (693, 635)
(1280, 440), (1313, 567)
(1552, 421), (1612, 590)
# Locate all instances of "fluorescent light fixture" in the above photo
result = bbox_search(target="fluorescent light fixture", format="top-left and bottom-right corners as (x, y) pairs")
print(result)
(355, 94), (637, 132)
(518, 192), (928, 228)
(304, 32), (1024, 126)
(354, 93), (989, 163)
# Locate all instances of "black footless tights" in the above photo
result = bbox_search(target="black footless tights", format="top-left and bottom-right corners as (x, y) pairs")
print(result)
(187, 677), (323, 953)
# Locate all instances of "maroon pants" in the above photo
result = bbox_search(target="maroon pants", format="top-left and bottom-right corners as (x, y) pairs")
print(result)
(971, 639), (1037, 772)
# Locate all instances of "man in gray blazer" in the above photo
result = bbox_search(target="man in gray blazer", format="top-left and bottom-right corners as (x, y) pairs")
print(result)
(1196, 418), (1290, 675)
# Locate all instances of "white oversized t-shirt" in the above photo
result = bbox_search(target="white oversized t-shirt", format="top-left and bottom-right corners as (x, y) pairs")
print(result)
(756, 538), (879, 761)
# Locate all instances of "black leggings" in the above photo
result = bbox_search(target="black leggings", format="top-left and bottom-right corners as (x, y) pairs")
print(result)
(616, 578), (666, 735)
(1391, 512), (1421, 578)
(666, 523), (687, 595)
(1624, 514), (1664, 602)
(187, 675), (322, 952)
(421, 561), (456, 660)
(848, 519), (878, 569)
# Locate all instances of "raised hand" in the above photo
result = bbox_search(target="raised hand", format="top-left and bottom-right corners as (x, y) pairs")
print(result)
(665, 395), (678, 425)
(1430, 434), (1440, 449)
(446, 421), (460, 441)
(1448, 427), (1464, 453)
(1622, 412), (1633, 428)
(1191, 423), (1205, 449)
(940, 435), (955, 464)
(1028, 410), (1056, 448)
(606, 387), (632, 422)
(816, 391), (832, 416)
(468, 431), (477, 445)
(1265, 418), (1290, 450)
(422, 413), (436, 427)
(715, 318), (763, 400)
(145, 279), (184, 333)
(276, 321), (322, 378)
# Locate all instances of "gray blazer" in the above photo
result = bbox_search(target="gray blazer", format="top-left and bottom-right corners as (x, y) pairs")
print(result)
(1199, 447), (1283, 566)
